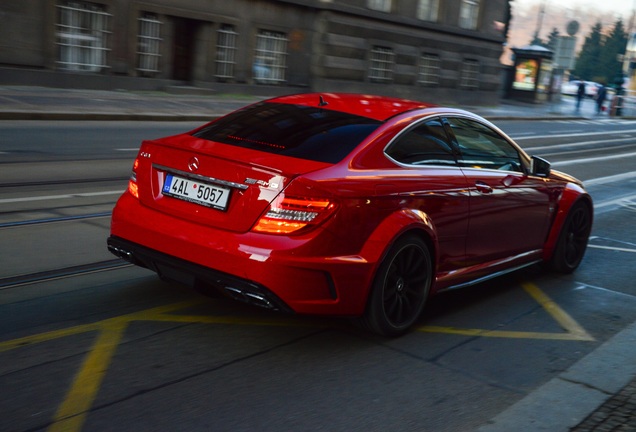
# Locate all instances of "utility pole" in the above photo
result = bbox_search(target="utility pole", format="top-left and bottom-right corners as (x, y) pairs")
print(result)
(628, 0), (636, 91)
(532, 1), (546, 45)
(629, 0), (636, 35)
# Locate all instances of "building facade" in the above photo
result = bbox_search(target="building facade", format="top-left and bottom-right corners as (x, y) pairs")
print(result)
(0, 0), (511, 104)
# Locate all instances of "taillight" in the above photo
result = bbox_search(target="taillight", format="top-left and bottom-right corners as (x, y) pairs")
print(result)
(252, 195), (337, 235)
(127, 158), (139, 199)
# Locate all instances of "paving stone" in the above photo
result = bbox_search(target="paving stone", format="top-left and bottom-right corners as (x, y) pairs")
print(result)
(571, 377), (636, 431)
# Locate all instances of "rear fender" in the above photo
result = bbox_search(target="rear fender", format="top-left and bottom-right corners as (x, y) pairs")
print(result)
(543, 183), (593, 261)
(359, 208), (437, 280)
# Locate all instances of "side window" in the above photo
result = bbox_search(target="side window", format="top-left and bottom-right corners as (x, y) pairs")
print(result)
(446, 117), (523, 172)
(385, 118), (457, 166)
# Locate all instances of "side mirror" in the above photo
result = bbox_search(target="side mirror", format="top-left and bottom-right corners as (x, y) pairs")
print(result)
(531, 155), (551, 177)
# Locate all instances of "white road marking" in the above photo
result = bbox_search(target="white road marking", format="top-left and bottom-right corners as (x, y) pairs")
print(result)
(513, 128), (636, 141)
(584, 172), (636, 187)
(592, 193), (636, 211)
(552, 151), (636, 167)
(588, 244), (636, 253)
(525, 137), (635, 152)
(573, 283), (636, 299)
(510, 132), (537, 137)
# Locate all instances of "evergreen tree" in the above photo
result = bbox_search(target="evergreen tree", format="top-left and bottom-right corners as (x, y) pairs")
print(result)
(546, 28), (560, 51)
(600, 19), (628, 85)
(573, 20), (628, 85)
(529, 28), (559, 50)
(530, 32), (544, 47)
(573, 22), (603, 81)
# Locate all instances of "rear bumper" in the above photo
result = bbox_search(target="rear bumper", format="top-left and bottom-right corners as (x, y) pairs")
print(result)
(109, 192), (375, 316)
(108, 235), (293, 313)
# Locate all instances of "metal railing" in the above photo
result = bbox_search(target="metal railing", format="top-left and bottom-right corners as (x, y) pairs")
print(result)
(137, 14), (162, 74)
(254, 30), (288, 84)
(460, 59), (480, 89)
(369, 46), (395, 83)
(215, 25), (238, 80)
(418, 54), (441, 86)
(56, 2), (111, 72)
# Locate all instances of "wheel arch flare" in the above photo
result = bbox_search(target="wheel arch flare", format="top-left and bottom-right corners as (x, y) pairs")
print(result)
(358, 208), (439, 277)
(543, 183), (594, 262)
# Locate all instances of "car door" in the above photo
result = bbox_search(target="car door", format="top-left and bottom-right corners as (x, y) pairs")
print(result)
(384, 116), (470, 274)
(444, 116), (553, 264)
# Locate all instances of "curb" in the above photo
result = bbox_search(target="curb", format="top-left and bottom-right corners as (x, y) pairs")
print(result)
(477, 320), (636, 432)
(0, 112), (222, 122)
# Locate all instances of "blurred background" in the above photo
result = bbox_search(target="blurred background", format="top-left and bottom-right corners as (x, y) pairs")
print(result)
(0, 0), (634, 109)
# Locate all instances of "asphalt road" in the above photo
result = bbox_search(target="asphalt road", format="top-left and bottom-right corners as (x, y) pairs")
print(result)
(1, 119), (635, 432)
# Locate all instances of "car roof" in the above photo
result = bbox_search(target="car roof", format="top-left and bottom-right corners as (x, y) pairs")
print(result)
(266, 93), (436, 121)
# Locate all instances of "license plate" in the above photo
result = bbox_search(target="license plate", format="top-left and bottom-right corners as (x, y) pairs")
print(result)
(162, 173), (231, 211)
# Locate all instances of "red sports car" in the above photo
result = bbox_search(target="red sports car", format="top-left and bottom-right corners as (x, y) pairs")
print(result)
(108, 93), (593, 336)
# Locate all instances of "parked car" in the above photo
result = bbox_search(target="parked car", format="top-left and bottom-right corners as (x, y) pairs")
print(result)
(108, 93), (593, 336)
(561, 80), (600, 98)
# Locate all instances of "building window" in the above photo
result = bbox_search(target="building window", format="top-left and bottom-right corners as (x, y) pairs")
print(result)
(417, 0), (439, 22)
(56, 1), (111, 72)
(254, 30), (288, 84)
(368, 0), (392, 12)
(369, 46), (394, 83)
(460, 60), (479, 89)
(216, 24), (237, 80)
(459, 0), (480, 30)
(137, 13), (162, 74)
(418, 54), (440, 86)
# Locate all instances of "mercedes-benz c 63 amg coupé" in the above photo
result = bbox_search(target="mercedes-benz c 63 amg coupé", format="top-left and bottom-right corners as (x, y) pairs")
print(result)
(108, 93), (593, 336)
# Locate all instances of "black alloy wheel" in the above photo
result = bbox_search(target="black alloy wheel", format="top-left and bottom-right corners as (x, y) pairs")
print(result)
(361, 234), (432, 337)
(549, 201), (593, 273)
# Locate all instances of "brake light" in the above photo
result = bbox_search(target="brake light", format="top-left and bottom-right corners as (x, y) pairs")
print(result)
(127, 158), (139, 199)
(252, 195), (336, 234)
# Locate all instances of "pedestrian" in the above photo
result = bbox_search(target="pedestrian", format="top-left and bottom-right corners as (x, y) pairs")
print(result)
(576, 80), (586, 111)
(595, 82), (607, 115)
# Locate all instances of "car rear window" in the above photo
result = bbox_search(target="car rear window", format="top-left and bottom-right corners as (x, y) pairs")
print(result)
(192, 102), (381, 163)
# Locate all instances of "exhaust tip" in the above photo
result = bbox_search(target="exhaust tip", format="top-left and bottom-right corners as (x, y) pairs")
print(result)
(108, 244), (134, 263)
(223, 286), (279, 310)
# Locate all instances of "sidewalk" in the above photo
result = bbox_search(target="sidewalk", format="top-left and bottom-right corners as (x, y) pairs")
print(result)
(479, 321), (636, 432)
(1, 85), (635, 431)
(0, 86), (263, 121)
(0, 85), (626, 121)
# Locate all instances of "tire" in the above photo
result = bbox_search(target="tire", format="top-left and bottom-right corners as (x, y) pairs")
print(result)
(548, 201), (593, 273)
(360, 234), (432, 337)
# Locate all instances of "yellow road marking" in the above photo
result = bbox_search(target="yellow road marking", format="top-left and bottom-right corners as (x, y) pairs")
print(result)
(49, 319), (126, 432)
(522, 282), (594, 341)
(144, 313), (319, 327)
(0, 323), (101, 353)
(418, 326), (590, 340)
(416, 283), (594, 341)
(0, 300), (200, 353)
(0, 283), (593, 432)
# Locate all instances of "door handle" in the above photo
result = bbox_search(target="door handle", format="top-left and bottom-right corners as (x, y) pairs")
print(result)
(475, 181), (493, 194)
